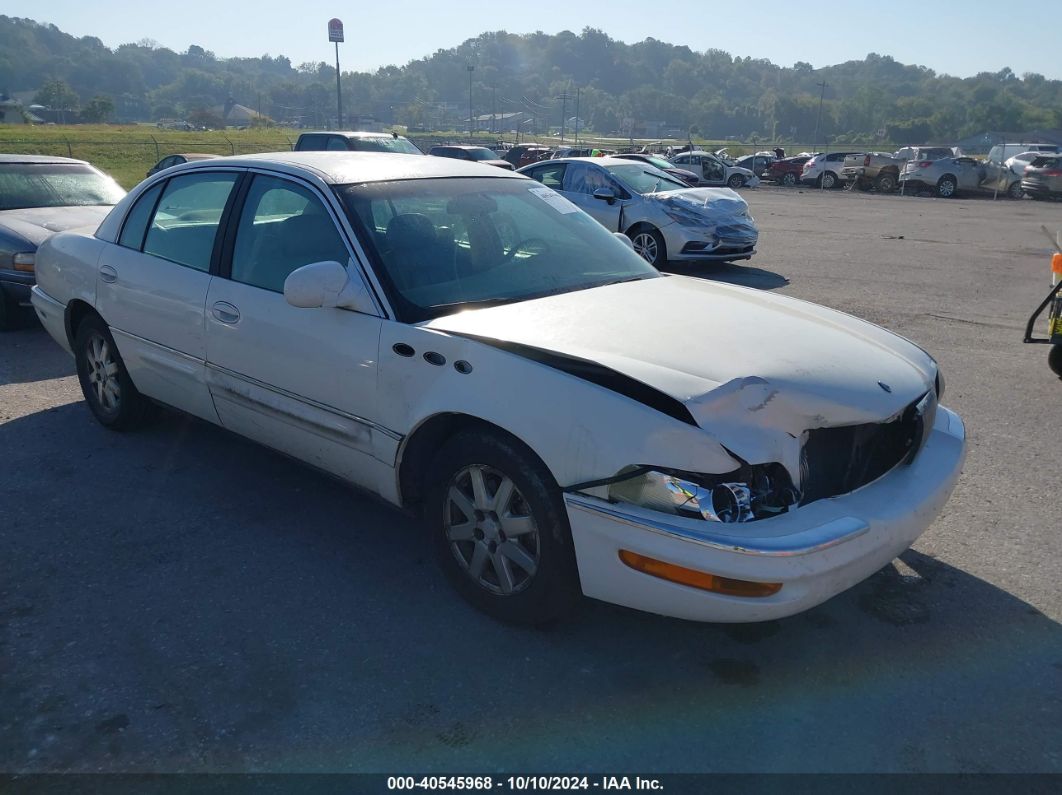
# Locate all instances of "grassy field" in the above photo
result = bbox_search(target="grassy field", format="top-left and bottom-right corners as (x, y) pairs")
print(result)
(0, 125), (297, 188)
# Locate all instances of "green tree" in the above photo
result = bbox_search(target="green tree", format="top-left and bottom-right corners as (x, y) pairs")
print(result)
(81, 94), (114, 122)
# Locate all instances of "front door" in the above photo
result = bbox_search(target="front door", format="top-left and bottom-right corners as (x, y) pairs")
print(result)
(699, 155), (726, 185)
(95, 170), (241, 422)
(560, 163), (624, 230)
(204, 172), (389, 484)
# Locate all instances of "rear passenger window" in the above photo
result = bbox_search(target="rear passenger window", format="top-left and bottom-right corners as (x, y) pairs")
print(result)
(326, 137), (350, 151)
(142, 172), (238, 272)
(118, 182), (164, 250)
(525, 163), (567, 190)
(230, 176), (349, 293)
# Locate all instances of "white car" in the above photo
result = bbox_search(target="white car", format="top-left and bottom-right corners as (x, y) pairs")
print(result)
(801, 152), (862, 189)
(668, 151), (756, 188)
(31, 153), (966, 625)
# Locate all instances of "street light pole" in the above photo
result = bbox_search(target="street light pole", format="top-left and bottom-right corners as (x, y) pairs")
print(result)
(467, 65), (475, 143)
(813, 80), (827, 152)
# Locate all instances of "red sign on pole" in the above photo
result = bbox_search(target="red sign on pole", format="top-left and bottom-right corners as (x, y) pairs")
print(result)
(328, 18), (344, 43)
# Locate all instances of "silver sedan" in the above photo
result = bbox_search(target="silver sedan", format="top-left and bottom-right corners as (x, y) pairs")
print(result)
(518, 157), (757, 266)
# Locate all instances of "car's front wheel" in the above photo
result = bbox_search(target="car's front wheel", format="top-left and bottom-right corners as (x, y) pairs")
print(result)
(781, 172), (797, 186)
(1007, 180), (1025, 199)
(727, 174), (745, 189)
(426, 430), (581, 625)
(628, 226), (667, 267)
(877, 173), (897, 193)
(74, 314), (155, 430)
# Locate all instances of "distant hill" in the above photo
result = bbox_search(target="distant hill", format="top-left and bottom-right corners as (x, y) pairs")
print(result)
(2, 15), (1060, 143)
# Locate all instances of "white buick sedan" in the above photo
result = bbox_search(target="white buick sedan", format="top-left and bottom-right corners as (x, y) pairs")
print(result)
(31, 153), (966, 625)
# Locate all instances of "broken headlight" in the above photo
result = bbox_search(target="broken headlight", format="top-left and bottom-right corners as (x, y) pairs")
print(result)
(607, 465), (798, 524)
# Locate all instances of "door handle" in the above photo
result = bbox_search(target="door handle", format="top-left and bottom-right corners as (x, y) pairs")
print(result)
(211, 301), (240, 324)
(99, 264), (117, 283)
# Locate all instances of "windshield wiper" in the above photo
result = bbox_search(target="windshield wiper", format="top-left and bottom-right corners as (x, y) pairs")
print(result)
(426, 297), (519, 312)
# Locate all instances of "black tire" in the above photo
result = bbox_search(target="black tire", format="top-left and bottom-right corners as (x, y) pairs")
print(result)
(781, 172), (797, 186)
(1049, 344), (1062, 378)
(0, 293), (11, 332)
(877, 172), (897, 193)
(727, 174), (745, 189)
(1007, 181), (1024, 199)
(627, 226), (667, 267)
(820, 171), (838, 189)
(74, 313), (156, 431)
(425, 429), (582, 625)
(936, 175), (957, 198)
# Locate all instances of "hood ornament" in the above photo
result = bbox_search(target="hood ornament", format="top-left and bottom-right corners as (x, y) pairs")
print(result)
(878, 381), (893, 393)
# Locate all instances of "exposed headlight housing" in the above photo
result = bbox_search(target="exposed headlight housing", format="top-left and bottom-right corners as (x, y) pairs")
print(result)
(12, 252), (35, 272)
(607, 466), (798, 524)
(934, 367), (945, 400)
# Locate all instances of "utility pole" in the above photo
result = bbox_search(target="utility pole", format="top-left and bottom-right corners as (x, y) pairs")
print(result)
(328, 19), (344, 128)
(813, 80), (827, 152)
(491, 85), (496, 135)
(467, 65), (475, 143)
(558, 91), (572, 143)
(574, 87), (580, 146)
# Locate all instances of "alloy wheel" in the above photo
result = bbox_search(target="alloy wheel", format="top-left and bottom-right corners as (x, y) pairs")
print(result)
(444, 464), (540, 595)
(84, 332), (121, 412)
(631, 232), (658, 263)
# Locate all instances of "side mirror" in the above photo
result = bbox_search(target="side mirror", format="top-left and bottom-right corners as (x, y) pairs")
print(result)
(613, 232), (635, 250)
(593, 187), (617, 204)
(283, 260), (377, 315)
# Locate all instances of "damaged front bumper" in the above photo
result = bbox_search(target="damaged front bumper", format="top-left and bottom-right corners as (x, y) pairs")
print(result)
(662, 221), (758, 263)
(564, 405), (966, 622)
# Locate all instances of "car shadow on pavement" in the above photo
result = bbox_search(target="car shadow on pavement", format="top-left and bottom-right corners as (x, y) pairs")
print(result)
(0, 324), (73, 386)
(1, 402), (1059, 773)
(661, 261), (790, 291)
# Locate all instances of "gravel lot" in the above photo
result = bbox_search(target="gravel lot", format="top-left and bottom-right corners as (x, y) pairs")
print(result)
(2, 186), (1060, 774)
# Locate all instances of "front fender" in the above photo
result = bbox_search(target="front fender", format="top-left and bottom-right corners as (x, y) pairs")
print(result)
(378, 322), (740, 492)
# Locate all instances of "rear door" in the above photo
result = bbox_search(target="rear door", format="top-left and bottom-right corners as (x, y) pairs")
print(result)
(95, 170), (242, 422)
(204, 171), (391, 483)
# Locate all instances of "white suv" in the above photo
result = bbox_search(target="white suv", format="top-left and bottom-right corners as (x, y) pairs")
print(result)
(800, 152), (861, 189)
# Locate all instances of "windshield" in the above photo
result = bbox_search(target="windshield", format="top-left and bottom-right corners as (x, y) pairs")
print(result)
(467, 148), (500, 161)
(0, 163), (125, 211)
(603, 163), (689, 195)
(644, 156), (674, 171)
(348, 136), (423, 155)
(336, 177), (658, 322)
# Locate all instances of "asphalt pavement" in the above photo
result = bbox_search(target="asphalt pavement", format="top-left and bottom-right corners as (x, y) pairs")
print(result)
(1, 186), (1060, 774)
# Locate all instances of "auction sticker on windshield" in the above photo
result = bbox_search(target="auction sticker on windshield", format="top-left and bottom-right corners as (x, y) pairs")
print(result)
(528, 185), (580, 213)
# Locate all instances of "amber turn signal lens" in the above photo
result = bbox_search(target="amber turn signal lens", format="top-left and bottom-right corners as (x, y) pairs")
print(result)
(618, 549), (782, 598)
(1052, 252), (1062, 275)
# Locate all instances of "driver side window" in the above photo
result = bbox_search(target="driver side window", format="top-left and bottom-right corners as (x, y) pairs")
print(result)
(564, 164), (611, 196)
(230, 176), (350, 293)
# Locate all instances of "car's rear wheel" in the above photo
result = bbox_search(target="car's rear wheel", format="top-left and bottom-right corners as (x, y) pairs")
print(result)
(426, 430), (581, 625)
(1007, 181), (1024, 199)
(727, 174), (745, 189)
(820, 171), (838, 189)
(781, 172), (797, 186)
(936, 176), (957, 198)
(628, 226), (667, 267)
(74, 314), (155, 430)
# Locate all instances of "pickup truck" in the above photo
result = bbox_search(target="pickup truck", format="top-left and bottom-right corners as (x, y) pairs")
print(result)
(841, 147), (955, 192)
(840, 152), (903, 192)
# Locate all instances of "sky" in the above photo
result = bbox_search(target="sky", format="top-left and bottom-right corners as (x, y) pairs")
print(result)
(5, 0), (1060, 80)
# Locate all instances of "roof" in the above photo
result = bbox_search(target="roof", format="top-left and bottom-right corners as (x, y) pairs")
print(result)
(173, 153), (221, 160)
(169, 151), (526, 184)
(299, 131), (406, 139)
(430, 145), (493, 150)
(0, 154), (89, 165)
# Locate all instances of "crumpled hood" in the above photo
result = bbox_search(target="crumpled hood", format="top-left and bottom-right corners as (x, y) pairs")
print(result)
(651, 187), (749, 217)
(0, 206), (112, 247)
(428, 275), (936, 470)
